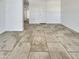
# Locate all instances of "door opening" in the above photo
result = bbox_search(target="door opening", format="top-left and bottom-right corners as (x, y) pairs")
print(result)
(23, 0), (29, 23)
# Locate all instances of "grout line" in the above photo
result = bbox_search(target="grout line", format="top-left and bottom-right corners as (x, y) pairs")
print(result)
(59, 41), (74, 59)
(27, 31), (33, 59)
(44, 31), (51, 59)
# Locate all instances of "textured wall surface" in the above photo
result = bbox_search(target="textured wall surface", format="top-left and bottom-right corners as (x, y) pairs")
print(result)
(62, 0), (79, 32)
(0, 0), (5, 34)
(5, 0), (23, 31)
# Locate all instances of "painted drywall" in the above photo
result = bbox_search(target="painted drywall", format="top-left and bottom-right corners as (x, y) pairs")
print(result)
(62, 0), (79, 32)
(5, 0), (23, 31)
(29, 0), (61, 24)
(0, 0), (5, 34)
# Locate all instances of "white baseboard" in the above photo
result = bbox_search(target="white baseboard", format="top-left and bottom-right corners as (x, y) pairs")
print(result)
(0, 29), (23, 34)
(6, 28), (23, 31)
(29, 20), (61, 24)
(62, 23), (79, 33)
(0, 30), (5, 34)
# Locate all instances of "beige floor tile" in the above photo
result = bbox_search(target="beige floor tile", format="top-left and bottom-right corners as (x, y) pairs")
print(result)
(70, 53), (79, 59)
(54, 31), (79, 52)
(58, 36), (79, 51)
(31, 30), (48, 52)
(6, 42), (31, 59)
(0, 51), (10, 59)
(32, 30), (45, 36)
(31, 35), (48, 52)
(33, 26), (45, 31)
(20, 34), (32, 43)
(62, 41), (79, 52)
(18, 31), (27, 37)
(45, 34), (59, 43)
(0, 32), (18, 51)
(47, 43), (72, 59)
(29, 52), (50, 59)
(18, 30), (32, 38)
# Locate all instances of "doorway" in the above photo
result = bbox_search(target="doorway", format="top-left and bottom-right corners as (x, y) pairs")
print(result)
(23, 0), (29, 23)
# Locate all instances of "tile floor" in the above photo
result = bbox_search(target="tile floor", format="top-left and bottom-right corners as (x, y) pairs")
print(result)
(0, 22), (79, 59)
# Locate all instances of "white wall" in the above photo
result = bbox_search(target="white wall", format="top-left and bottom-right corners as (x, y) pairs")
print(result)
(5, 0), (23, 31)
(0, 0), (5, 34)
(62, 0), (79, 32)
(29, 0), (61, 24)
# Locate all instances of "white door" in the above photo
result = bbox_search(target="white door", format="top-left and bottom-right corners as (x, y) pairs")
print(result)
(29, 0), (46, 23)
(29, 0), (61, 23)
(46, 0), (61, 23)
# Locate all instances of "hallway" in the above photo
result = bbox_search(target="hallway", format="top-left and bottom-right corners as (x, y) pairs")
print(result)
(0, 22), (79, 59)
